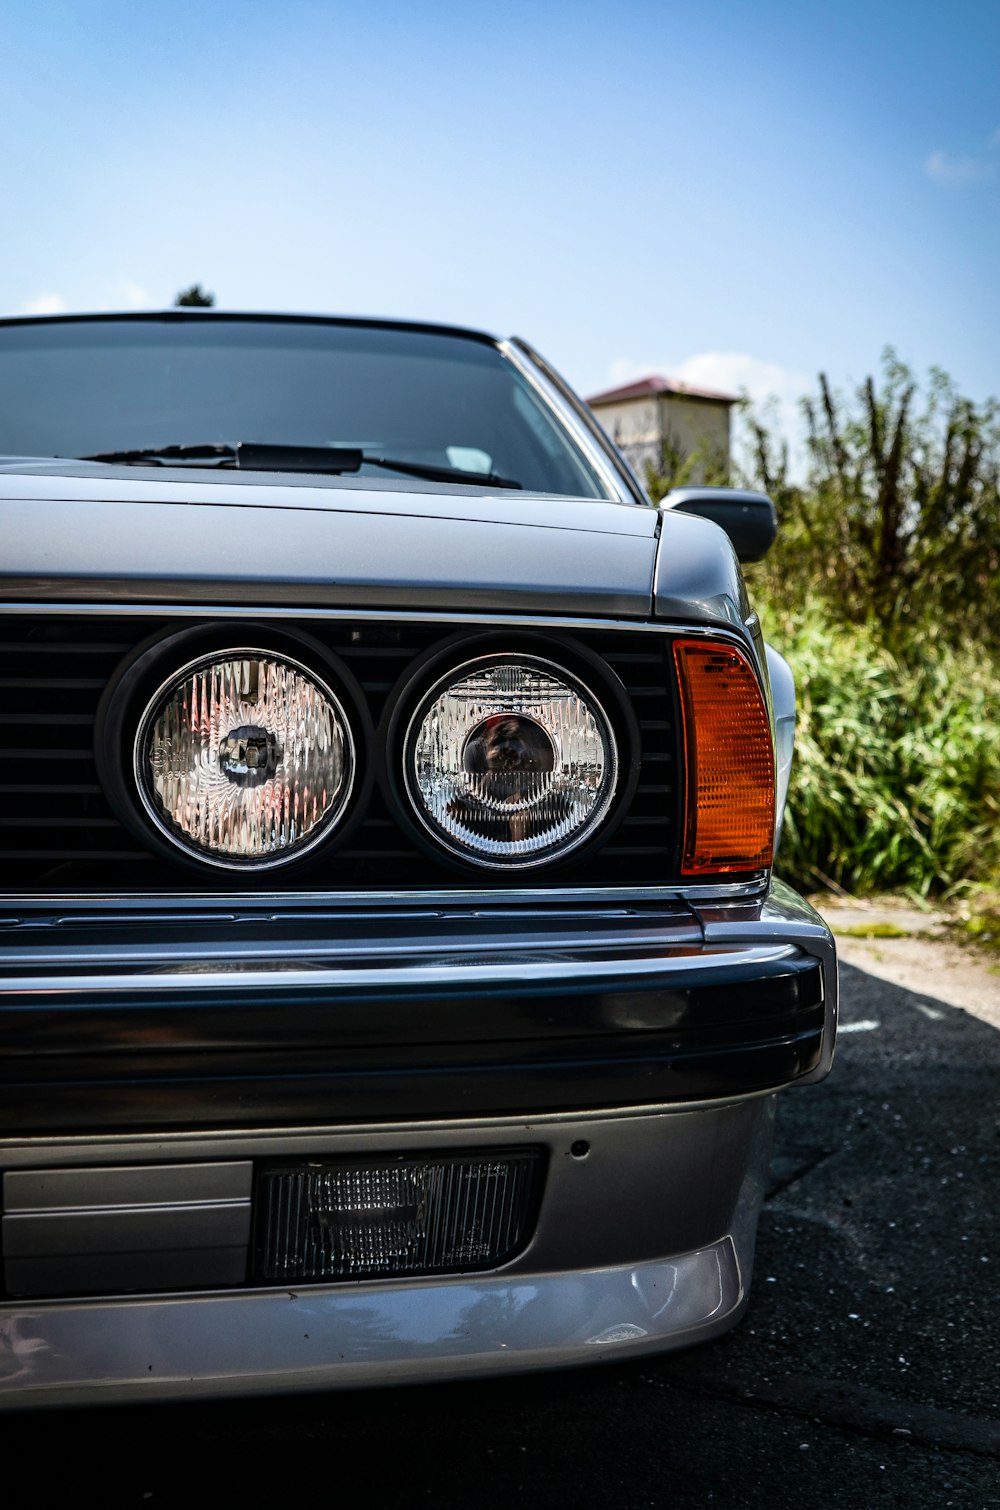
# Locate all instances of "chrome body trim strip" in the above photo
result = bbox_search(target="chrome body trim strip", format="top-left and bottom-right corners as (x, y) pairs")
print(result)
(0, 601), (739, 633)
(506, 336), (653, 508)
(0, 879), (768, 913)
(498, 339), (635, 506)
(0, 943), (799, 996)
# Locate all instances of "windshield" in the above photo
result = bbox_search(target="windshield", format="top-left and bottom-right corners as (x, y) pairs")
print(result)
(0, 317), (614, 499)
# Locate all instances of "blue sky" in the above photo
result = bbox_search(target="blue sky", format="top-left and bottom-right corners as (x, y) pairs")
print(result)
(2, 0), (997, 452)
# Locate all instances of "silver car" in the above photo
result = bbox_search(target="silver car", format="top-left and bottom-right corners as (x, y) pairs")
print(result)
(0, 312), (837, 1408)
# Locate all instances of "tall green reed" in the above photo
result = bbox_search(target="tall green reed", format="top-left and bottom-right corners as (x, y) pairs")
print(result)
(763, 612), (1000, 898)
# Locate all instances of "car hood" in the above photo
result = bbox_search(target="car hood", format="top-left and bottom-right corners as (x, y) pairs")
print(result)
(0, 459), (660, 617)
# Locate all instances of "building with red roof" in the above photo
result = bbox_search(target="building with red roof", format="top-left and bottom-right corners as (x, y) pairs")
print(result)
(585, 374), (737, 486)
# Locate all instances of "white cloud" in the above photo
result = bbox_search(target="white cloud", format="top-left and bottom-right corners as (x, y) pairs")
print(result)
(20, 292), (68, 315)
(674, 351), (809, 411)
(924, 149), (995, 184)
(683, 352), (814, 482)
(607, 351), (808, 406)
(122, 281), (155, 309)
(605, 350), (811, 477)
(16, 283), (156, 317)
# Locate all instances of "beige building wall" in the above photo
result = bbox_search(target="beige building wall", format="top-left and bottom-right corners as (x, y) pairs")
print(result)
(590, 393), (732, 484)
(591, 398), (662, 450)
(659, 396), (730, 466)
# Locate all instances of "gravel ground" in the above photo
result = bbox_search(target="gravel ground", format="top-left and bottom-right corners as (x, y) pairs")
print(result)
(809, 893), (1000, 1027)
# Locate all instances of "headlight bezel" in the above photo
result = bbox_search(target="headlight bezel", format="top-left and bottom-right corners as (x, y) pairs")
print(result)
(380, 631), (641, 875)
(95, 623), (373, 875)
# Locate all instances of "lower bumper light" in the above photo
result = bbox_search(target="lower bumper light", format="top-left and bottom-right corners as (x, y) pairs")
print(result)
(253, 1150), (543, 1283)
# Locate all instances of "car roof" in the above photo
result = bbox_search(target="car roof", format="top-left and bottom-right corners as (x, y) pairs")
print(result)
(0, 309), (505, 348)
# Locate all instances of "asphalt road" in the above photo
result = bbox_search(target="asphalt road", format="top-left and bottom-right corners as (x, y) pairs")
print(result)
(3, 952), (998, 1508)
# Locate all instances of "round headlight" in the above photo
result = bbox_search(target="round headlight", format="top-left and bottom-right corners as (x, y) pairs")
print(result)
(404, 657), (618, 868)
(135, 650), (355, 868)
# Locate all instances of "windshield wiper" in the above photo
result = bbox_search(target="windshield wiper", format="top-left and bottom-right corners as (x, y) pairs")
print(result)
(362, 454), (522, 489)
(79, 442), (522, 489)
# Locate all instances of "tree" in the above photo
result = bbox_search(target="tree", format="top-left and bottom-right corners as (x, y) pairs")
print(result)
(174, 284), (215, 307)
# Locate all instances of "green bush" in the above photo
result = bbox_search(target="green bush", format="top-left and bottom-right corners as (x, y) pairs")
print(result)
(743, 349), (1000, 645)
(763, 611), (1000, 897)
(729, 353), (1000, 898)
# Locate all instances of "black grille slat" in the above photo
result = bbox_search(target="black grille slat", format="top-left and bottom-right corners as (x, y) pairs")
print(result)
(2, 850), (151, 862)
(1, 615), (681, 891)
(0, 678), (106, 689)
(0, 750), (94, 760)
(0, 713), (95, 726)
(1, 784), (103, 795)
(2, 817), (122, 830)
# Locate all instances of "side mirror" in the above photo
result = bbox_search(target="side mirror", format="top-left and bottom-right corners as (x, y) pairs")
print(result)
(661, 487), (778, 563)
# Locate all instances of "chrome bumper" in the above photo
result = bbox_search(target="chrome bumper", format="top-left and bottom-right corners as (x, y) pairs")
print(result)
(0, 882), (836, 1133)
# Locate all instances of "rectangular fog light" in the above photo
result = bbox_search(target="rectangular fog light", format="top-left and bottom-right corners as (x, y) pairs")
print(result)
(253, 1150), (543, 1283)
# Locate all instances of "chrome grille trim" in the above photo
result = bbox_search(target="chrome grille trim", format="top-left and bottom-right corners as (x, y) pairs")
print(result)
(0, 877), (767, 915)
(0, 600), (736, 634)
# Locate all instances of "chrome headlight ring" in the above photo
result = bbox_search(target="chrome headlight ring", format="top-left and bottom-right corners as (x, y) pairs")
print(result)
(95, 625), (371, 874)
(386, 639), (639, 872)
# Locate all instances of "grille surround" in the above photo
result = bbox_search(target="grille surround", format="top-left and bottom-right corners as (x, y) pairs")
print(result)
(1, 611), (683, 892)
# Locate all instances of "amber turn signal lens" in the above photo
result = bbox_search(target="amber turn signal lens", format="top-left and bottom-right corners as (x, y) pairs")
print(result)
(672, 639), (775, 876)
